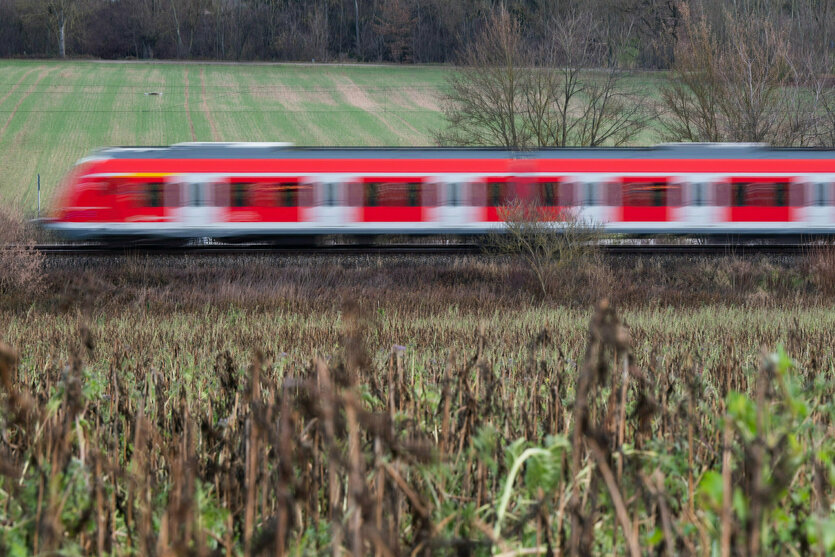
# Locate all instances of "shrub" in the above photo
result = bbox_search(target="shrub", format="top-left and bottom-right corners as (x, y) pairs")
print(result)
(0, 208), (44, 296)
(490, 200), (603, 298)
(810, 244), (835, 297)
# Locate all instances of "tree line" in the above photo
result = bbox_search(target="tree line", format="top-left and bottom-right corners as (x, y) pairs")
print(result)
(435, 2), (835, 147)
(0, 0), (832, 67)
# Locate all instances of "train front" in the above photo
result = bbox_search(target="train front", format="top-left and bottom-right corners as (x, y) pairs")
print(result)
(41, 153), (115, 240)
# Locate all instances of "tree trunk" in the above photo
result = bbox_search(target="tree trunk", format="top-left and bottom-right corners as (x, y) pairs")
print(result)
(58, 17), (66, 58)
(170, 0), (183, 58)
(354, 0), (360, 55)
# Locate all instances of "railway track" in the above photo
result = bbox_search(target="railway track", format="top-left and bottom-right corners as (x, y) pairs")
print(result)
(18, 242), (824, 256)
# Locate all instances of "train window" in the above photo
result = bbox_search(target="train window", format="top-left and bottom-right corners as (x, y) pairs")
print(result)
(559, 182), (577, 206)
(487, 182), (507, 206)
(732, 182), (789, 206)
(258, 182), (299, 207)
(323, 183), (339, 206)
(279, 183), (298, 207)
(541, 182), (558, 206)
(407, 183), (420, 206)
(231, 183), (250, 207)
(584, 184), (597, 206)
(164, 182), (181, 207)
(733, 184), (745, 207)
(191, 183), (203, 207)
(191, 182), (216, 207)
(146, 183), (164, 207)
(623, 182), (667, 207)
(366, 183), (379, 206)
(692, 183), (704, 206)
(814, 183), (829, 206)
(775, 183), (787, 207)
(365, 182), (421, 206)
(447, 183), (460, 206)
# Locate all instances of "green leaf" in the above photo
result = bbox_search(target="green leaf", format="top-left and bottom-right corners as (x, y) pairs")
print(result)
(732, 487), (748, 523)
(472, 424), (499, 474)
(697, 470), (724, 511)
(646, 526), (664, 546)
(504, 438), (528, 473)
(775, 345), (795, 377)
(806, 515), (835, 552)
(524, 444), (563, 492)
(789, 398), (809, 420)
(726, 391), (757, 440)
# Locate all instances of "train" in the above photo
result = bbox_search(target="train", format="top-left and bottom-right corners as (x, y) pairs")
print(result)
(44, 142), (835, 241)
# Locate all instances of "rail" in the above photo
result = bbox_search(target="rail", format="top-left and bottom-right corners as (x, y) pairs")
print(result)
(11, 243), (822, 256)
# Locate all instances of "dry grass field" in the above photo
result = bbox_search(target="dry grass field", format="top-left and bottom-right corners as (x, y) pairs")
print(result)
(1, 251), (835, 554)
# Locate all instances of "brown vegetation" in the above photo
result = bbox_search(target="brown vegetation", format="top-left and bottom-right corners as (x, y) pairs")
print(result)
(434, 7), (649, 148)
(2, 280), (835, 554)
(661, 4), (819, 145)
(489, 201), (604, 297)
(0, 208), (43, 296)
(0, 248), (832, 553)
(809, 244), (835, 297)
(6, 250), (828, 315)
(0, 0), (830, 70)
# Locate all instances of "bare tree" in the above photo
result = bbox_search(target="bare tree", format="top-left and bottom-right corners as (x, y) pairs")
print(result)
(309, 2), (330, 61)
(719, 14), (791, 143)
(659, 6), (722, 142)
(435, 7), (649, 148)
(372, 0), (415, 62)
(434, 8), (531, 148)
(528, 13), (649, 147)
(661, 4), (818, 146)
(44, 0), (82, 57)
(616, 0), (681, 68)
(4, 0), (835, 67)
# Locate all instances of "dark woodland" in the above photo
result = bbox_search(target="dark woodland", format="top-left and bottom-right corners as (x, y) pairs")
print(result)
(0, 0), (833, 67)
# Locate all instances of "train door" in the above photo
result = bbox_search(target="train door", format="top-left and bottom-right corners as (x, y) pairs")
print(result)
(436, 177), (474, 228)
(804, 177), (834, 228)
(679, 176), (717, 231)
(176, 174), (223, 229)
(576, 177), (609, 226)
(312, 177), (347, 229)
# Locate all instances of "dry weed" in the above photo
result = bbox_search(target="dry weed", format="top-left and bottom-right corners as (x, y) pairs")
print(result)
(0, 208), (44, 296)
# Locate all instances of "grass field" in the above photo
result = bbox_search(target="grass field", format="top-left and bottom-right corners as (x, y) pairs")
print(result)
(0, 60), (452, 211)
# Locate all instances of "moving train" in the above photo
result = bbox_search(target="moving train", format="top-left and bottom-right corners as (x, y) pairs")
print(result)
(45, 142), (835, 241)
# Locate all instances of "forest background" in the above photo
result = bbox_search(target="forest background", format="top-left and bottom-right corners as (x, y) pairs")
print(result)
(0, 0), (828, 69)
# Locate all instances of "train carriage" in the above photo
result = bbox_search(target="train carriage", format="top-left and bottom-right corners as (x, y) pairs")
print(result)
(46, 142), (835, 240)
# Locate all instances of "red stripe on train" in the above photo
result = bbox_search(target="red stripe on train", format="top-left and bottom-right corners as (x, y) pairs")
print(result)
(90, 158), (835, 176)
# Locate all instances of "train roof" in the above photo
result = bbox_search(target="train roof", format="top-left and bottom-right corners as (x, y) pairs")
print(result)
(89, 142), (835, 161)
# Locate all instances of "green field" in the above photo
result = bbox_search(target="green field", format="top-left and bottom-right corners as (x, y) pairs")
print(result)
(0, 61), (450, 211)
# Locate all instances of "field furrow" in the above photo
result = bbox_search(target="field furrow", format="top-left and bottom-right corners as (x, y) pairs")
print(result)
(0, 66), (39, 108)
(184, 67), (196, 141)
(0, 67), (55, 140)
(0, 60), (455, 210)
(200, 67), (221, 141)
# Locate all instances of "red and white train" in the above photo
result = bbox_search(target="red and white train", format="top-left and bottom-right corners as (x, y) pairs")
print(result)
(46, 142), (835, 240)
